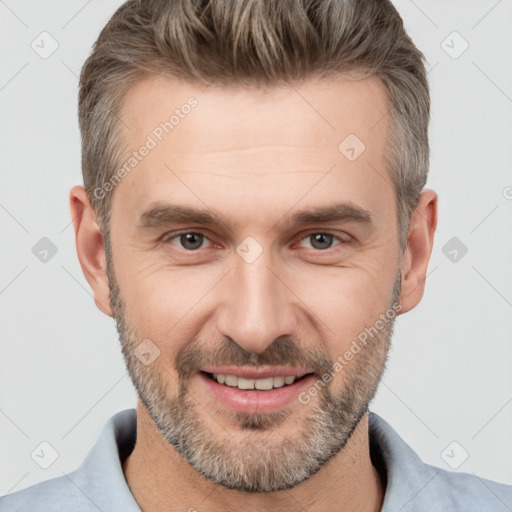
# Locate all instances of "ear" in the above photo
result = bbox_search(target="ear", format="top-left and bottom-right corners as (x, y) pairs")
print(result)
(398, 189), (438, 314)
(69, 185), (113, 317)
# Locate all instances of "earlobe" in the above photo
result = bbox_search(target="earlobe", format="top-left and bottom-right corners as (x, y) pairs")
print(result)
(69, 185), (113, 317)
(398, 189), (438, 314)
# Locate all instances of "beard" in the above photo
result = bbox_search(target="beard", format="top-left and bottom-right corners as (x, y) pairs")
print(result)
(106, 248), (400, 493)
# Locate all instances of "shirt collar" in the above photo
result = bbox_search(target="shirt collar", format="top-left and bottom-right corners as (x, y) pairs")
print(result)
(71, 409), (140, 511)
(369, 412), (441, 512)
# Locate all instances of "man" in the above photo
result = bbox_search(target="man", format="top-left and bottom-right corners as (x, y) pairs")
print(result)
(1, 0), (510, 510)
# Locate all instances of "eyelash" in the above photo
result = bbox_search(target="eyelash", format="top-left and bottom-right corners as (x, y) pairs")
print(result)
(161, 230), (350, 252)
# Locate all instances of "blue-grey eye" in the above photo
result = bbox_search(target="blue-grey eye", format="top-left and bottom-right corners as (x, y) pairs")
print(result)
(309, 233), (334, 250)
(179, 232), (204, 250)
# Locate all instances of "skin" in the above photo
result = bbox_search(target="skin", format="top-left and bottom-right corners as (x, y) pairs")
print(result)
(70, 74), (437, 512)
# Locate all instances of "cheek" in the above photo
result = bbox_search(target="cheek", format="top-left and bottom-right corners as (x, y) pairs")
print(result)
(288, 266), (394, 347)
(301, 271), (395, 394)
(119, 261), (219, 345)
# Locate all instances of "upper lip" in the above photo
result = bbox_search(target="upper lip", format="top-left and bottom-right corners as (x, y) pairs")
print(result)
(200, 366), (313, 380)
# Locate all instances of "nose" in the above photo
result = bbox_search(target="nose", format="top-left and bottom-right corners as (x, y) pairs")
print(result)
(215, 247), (298, 354)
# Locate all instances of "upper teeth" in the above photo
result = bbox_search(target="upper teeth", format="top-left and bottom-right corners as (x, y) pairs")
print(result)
(213, 374), (296, 390)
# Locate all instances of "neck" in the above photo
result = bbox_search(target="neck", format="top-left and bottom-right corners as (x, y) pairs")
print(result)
(123, 402), (385, 512)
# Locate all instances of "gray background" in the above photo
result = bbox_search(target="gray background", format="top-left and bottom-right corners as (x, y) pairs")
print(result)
(1, 0), (511, 495)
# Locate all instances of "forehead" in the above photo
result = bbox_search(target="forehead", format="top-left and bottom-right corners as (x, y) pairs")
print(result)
(112, 74), (392, 228)
(120, 73), (389, 151)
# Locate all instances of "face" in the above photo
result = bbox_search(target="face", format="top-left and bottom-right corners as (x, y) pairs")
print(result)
(105, 75), (403, 492)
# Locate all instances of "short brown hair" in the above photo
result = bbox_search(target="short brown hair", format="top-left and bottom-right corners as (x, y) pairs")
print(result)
(79, 0), (430, 249)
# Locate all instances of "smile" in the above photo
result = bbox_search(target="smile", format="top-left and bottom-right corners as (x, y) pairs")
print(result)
(207, 372), (301, 390)
(198, 369), (316, 414)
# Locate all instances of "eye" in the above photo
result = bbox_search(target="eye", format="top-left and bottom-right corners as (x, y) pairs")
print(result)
(297, 232), (347, 251)
(165, 232), (212, 251)
(162, 231), (348, 253)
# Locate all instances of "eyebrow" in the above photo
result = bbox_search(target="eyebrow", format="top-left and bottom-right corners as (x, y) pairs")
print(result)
(137, 201), (373, 231)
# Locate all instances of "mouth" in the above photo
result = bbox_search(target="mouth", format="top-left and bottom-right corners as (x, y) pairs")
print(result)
(201, 371), (311, 390)
(198, 367), (317, 414)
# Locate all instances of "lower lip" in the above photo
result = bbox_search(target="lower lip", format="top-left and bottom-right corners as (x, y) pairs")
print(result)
(198, 372), (317, 414)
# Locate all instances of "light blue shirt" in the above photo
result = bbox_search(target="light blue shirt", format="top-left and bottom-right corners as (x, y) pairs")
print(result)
(1, 409), (510, 511)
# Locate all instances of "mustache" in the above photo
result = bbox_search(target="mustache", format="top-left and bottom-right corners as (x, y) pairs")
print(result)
(175, 336), (333, 381)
